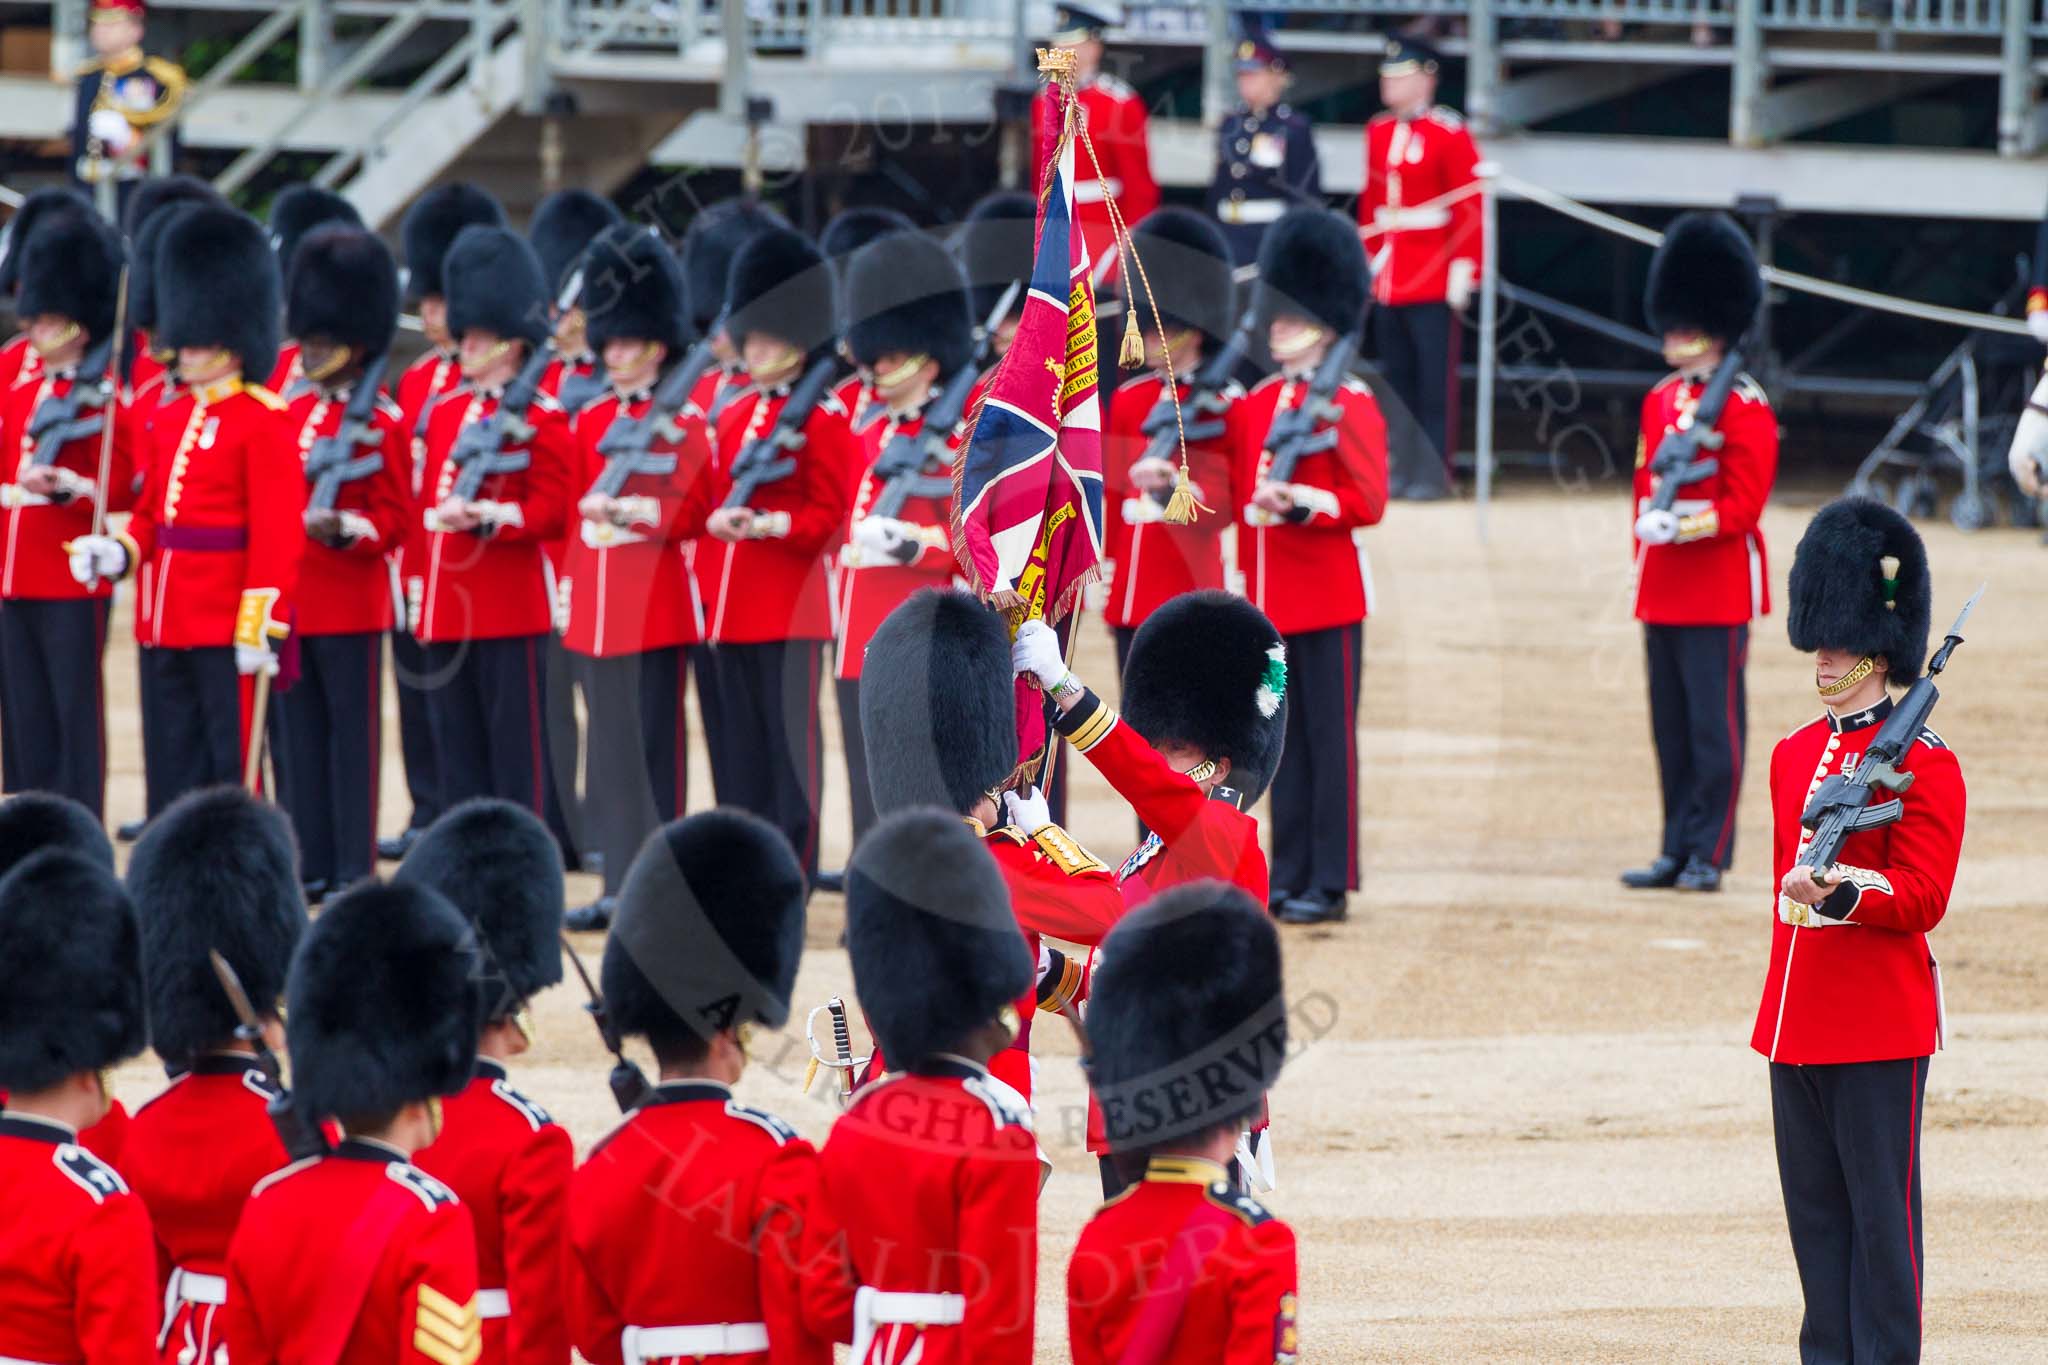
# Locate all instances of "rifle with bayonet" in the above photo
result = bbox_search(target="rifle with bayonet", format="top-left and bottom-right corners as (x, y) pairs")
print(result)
(207, 950), (330, 1160)
(559, 934), (652, 1114)
(1131, 308), (1253, 507)
(24, 334), (116, 473)
(1645, 345), (1746, 514)
(720, 355), (835, 511)
(587, 337), (720, 500)
(304, 352), (390, 514)
(1797, 587), (1982, 876)
(446, 344), (553, 502)
(1244, 329), (1358, 527)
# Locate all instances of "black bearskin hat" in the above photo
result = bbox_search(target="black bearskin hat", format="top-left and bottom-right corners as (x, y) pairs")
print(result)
(396, 798), (564, 1020)
(844, 232), (974, 376)
(267, 185), (361, 275)
(582, 224), (691, 355)
(15, 214), (124, 347)
(957, 190), (1035, 326)
(846, 809), (1031, 1066)
(726, 227), (835, 357)
(603, 809), (807, 1048)
(0, 184), (93, 296)
(1787, 496), (1933, 684)
(528, 187), (624, 301)
(444, 224), (551, 348)
(0, 851), (146, 1092)
(1256, 206), (1368, 335)
(1124, 207), (1237, 348)
(286, 224), (399, 357)
(127, 786), (305, 1062)
(1644, 211), (1762, 345)
(1085, 881), (1286, 1151)
(286, 880), (482, 1120)
(400, 182), (505, 303)
(130, 198), (206, 335)
(121, 173), (216, 240)
(860, 589), (1015, 816)
(681, 199), (787, 333)
(156, 205), (281, 381)
(0, 792), (113, 879)
(821, 206), (916, 266)
(1123, 591), (1289, 801)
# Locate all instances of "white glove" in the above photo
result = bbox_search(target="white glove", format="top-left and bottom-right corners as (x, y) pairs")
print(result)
(1634, 508), (1680, 546)
(2010, 403), (2048, 498)
(67, 534), (127, 585)
(235, 644), (280, 678)
(1011, 619), (1067, 689)
(1002, 785), (1052, 836)
(2028, 310), (2048, 345)
(1446, 258), (1477, 314)
(88, 108), (135, 154)
(853, 516), (912, 563)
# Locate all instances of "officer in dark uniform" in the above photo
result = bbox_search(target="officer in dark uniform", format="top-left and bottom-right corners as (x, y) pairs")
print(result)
(1206, 25), (1321, 267)
(70, 0), (184, 211)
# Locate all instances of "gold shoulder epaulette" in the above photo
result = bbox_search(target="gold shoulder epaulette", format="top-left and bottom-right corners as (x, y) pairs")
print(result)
(245, 383), (288, 412)
(985, 823), (1030, 847)
(1032, 824), (1109, 877)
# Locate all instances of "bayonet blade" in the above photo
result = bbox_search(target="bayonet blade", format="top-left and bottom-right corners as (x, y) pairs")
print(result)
(208, 949), (265, 1036)
(1946, 582), (1987, 640)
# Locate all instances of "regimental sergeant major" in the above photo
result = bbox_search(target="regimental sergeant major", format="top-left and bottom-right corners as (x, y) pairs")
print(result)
(1621, 214), (1778, 896)
(69, 204), (305, 806)
(1206, 25), (1320, 267)
(1033, 3), (1159, 288)
(1756, 498), (1966, 1365)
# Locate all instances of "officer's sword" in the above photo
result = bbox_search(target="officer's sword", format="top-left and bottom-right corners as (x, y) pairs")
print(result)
(802, 996), (865, 1108)
(207, 949), (329, 1160)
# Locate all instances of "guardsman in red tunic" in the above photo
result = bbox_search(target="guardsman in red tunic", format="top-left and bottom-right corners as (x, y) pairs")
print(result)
(801, 811), (1040, 1364)
(1020, 591), (1287, 1191)
(0, 793), (134, 1165)
(124, 787), (308, 1365)
(1068, 884), (1299, 1364)
(415, 225), (574, 818)
(694, 228), (856, 878)
(276, 225), (412, 899)
(833, 230), (976, 853)
(567, 808), (832, 1365)
(0, 186), (94, 397)
(820, 206), (920, 474)
(263, 185), (362, 396)
(225, 879), (486, 1365)
(1754, 499), (1966, 1365)
(0, 211), (135, 814)
(859, 589), (1124, 1109)
(1358, 34), (1483, 500)
(0, 846), (157, 1365)
(1102, 209), (1243, 673)
(559, 227), (715, 925)
(1233, 209), (1387, 923)
(401, 801), (571, 1365)
(69, 204), (303, 806)
(1031, 4), (1158, 288)
(1623, 214), (1778, 896)
(382, 182), (507, 864)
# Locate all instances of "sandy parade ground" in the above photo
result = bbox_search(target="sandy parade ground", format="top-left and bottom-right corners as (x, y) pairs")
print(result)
(93, 479), (2048, 1362)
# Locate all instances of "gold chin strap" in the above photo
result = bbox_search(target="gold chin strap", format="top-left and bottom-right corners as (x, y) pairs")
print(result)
(736, 1021), (756, 1058)
(425, 1095), (444, 1141)
(302, 343), (351, 382)
(1182, 758), (1218, 784)
(747, 346), (802, 388)
(604, 341), (652, 382)
(512, 1006), (535, 1048)
(1269, 325), (1325, 362)
(31, 321), (82, 357)
(1817, 655), (1877, 697)
(995, 1003), (1021, 1047)
(462, 339), (515, 377)
(1666, 334), (1713, 361)
(874, 352), (931, 392)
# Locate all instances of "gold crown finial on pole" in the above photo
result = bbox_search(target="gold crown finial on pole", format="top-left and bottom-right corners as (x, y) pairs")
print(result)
(1037, 46), (1077, 91)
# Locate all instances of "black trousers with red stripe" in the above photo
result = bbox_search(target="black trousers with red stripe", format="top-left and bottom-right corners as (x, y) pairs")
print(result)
(542, 634), (589, 870)
(1644, 622), (1748, 869)
(421, 634), (550, 820)
(691, 644), (732, 798)
(140, 645), (245, 810)
(1771, 1057), (1928, 1365)
(714, 639), (824, 879)
(572, 645), (686, 895)
(0, 597), (109, 816)
(391, 626), (442, 835)
(1268, 622), (1363, 897)
(277, 632), (380, 890)
(1374, 300), (1460, 495)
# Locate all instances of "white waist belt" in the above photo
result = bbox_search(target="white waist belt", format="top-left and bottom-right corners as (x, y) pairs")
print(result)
(0, 485), (51, 508)
(476, 1288), (510, 1320)
(621, 1322), (769, 1361)
(169, 1267), (228, 1306)
(1217, 198), (1288, 226)
(0, 1355), (63, 1365)
(1373, 205), (1451, 231)
(1072, 178), (1123, 204)
(850, 1287), (966, 1362)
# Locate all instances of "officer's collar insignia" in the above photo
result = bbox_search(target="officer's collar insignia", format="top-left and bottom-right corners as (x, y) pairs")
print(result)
(1827, 695), (1894, 734)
